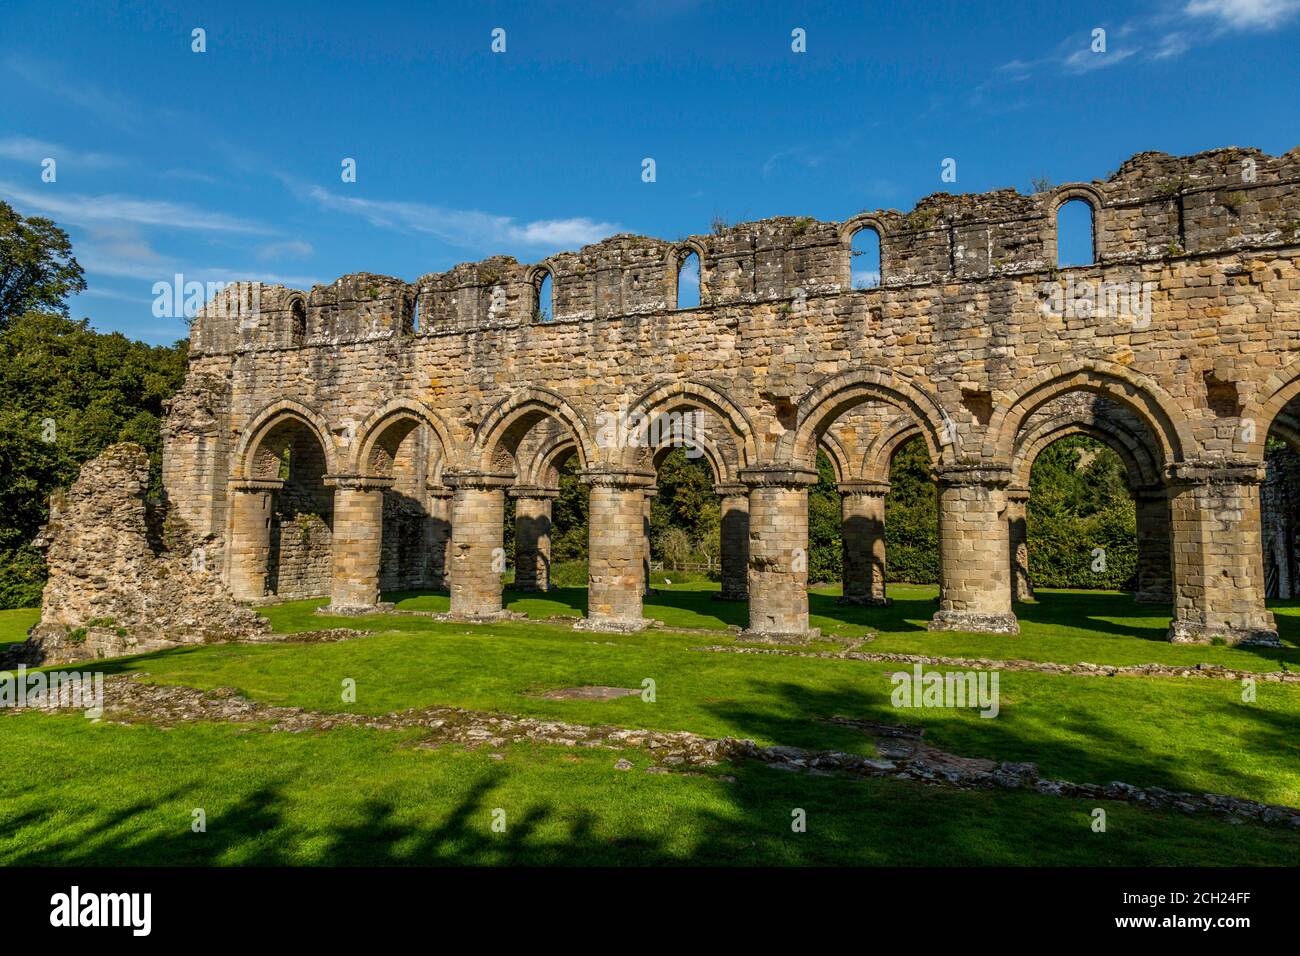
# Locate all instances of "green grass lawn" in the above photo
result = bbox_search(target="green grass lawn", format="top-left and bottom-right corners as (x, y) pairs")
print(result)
(3, 584), (1299, 866)
(3, 712), (1297, 866)
(0, 608), (39, 646)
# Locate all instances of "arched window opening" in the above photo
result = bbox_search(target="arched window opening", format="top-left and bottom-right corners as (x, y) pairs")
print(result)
(536, 271), (554, 323)
(1056, 199), (1095, 267)
(676, 251), (700, 309)
(290, 299), (306, 347)
(411, 295), (421, 333)
(850, 227), (881, 289)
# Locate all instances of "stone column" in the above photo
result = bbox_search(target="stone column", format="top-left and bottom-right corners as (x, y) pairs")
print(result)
(715, 483), (750, 601)
(447, 472), (513, 618)
(1167, 460), (1278, 645)
(741, 466), (820, 642)
(325, 475), (392, 613)
(579, 468), (655, 631)
(838, 480), (890, 606)
(929, 465), (1019, 634)
(425, 486), (453, 590)
(642, 488), (656, 597)
(226, 478), (282, 601)
(511, 486), (557, 592)
(1006, 485), (1034, 603)
(1132, 484), (1173, 604)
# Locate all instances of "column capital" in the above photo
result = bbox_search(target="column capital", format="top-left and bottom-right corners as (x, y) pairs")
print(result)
(323, 474), (395, 492)
(932, 463), (1013, 489)
(714, 482), (749, 497)
(1165, 458), (1266, 487)
(228, 477), (284, 494)
(509, 485), (560, 500)
(444, 471), (516, 491)
(577, 467), (656, 490)
(425, 483), (455, 500)
(837, 480), (891, 497)
(738, 465), (819, 489)
(1006, 484), (1031, 504)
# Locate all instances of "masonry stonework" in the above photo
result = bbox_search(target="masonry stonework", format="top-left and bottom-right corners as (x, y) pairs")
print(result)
(34, 145), (1300, 654)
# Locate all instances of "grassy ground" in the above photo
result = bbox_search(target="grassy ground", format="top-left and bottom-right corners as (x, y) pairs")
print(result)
(3, 584), (1299, 865)
(0, 608), (39, 646)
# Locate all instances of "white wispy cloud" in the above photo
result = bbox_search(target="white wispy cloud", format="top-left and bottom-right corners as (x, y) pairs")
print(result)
(975, 0), (1298, 101)
(0, 180), (273, 234)
(0, 135), (121, 168)
(304, 185), (619, 250)
(1062, 46), (1139, 73)
(1185, 0), (1300, 29)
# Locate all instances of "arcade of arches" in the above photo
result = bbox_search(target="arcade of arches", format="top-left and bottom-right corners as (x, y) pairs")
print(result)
(205, 375), (1300, 648)
(148, 145), (1300, 649)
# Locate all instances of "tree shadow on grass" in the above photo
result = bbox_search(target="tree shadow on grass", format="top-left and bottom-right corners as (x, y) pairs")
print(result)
(700, 676), (1297, 811)
(1014, 591), (1174, 642)
(809, 591), (932, 634)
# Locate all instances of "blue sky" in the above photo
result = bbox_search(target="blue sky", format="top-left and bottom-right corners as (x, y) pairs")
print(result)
(2, 0), (1298, 344)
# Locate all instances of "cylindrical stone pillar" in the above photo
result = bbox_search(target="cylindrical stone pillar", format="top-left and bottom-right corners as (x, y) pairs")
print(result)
(326, 475), (391, 613)
(448, 473), (512, 618)
(511, 486), (557, 592)
(715, 483), (749, 601)
(741, 466), (819, 642)
(226, 478), (282, 602)
(1132, 484), (1173, 604)
(929, 465), (1019, 634)
(642, 488), (656, 597)
(838, 480), (890, 606)
(1006, 485), (1034, 603)
(1167, 461), (1278, 645)
(425, 486), (453, 590)
(579, 468), (655, 630)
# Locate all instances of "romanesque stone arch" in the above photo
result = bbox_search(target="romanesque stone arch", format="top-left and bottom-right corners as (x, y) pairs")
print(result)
(1243, 359), (1300, 460)
(1044, 183), (1107, 265)
(234, 399), (340, 480)
(858, 417), (926, 483)
(351, 399), (460, 483)
(819, 432), (852, 484)
(780, 367), (956, 469)
(620, 379), (760, 471)
(468, 387), (596, 475)
(1011, 420), (1160, 490)
(838, 214), (889, 289)
(983, 360), (1194, 466)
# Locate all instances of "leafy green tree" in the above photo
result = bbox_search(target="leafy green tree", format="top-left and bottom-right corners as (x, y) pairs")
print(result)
(0, 201), (86, 329)
(808, 451), (842, 583)
(884, 437), (939, 583)
(0, 311), (187, 607)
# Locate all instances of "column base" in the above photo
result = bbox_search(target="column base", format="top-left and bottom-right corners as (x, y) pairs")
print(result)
(318, 601), (394, 617)
(435, 609), (528, 624)
(712, 590), (748, 602)
(738, 626), (821, 646)
(1167, 621), (1281, 647)
(837, 595), (892, 607)
(574, 616), (653, 634)
(928, 610), (1019, 635)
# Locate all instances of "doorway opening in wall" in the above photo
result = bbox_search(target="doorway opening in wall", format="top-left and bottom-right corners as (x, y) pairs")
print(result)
(1023, 435), (1139, 596)
(258, 421), (333, 601)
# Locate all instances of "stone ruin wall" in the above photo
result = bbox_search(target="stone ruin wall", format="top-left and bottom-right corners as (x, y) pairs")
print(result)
(163, 146), (1300, 589)
(23, 444), (269, 664)
(27, 145), (1300, 658)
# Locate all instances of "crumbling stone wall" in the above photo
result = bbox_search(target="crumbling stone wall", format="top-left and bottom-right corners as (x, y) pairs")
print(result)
(28, 443), (270, 664)
(125, 145), (1300, 646)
